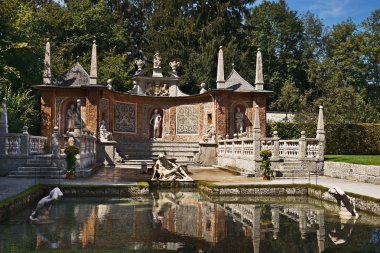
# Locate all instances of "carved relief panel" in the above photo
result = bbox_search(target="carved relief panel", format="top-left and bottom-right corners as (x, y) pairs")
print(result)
(114, 102), (136, 133)
(176, 105), (199, 135)
(145, 83), (169, 96)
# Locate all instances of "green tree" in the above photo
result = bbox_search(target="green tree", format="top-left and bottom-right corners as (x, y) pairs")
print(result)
(271, 77), (300, 120)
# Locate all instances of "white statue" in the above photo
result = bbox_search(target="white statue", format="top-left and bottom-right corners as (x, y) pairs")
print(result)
(30, 187), (63, 223)
(150, 109), (162, 139)
(153, 52), (162, 68)
(151, 154), (193, 181)
(203, 124), (215, 142)
(100, 120), (113, 141)
(66, 104), (77, 132)
(235, 107), (244, 134)
(199, 83), (207, 94)
(328, 187), (359, 217)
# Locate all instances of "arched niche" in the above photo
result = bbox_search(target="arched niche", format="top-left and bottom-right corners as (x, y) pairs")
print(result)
(149, 108), (164, 139)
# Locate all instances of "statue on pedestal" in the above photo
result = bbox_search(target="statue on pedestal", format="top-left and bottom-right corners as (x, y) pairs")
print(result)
(100, 120), (113, 141)
(30, 187), (63, 223)
(151, 154), (193, 181)
(202, 124), (215, 143)
(66, 104), (77, 132)
(235, 107), (244, 134)
(153, 52), (162, 68)
(150, 109), (162, 140)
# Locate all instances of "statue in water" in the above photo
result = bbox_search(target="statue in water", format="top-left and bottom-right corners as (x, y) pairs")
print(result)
(30, 187), (63, 223)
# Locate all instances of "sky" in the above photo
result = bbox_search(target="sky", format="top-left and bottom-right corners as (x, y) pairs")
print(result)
(254, 0), (380, 27)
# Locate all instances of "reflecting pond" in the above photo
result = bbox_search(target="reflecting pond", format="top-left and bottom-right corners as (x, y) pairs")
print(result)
(1, 191), (380, 252)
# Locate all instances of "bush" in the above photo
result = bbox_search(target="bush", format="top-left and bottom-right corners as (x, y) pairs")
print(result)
(64, 145), (80, 175)
(267, 122), (380, 155)
(260, 149), (272, 178)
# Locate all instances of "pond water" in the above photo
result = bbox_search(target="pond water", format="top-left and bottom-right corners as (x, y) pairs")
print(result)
(0, 191), (380, 253)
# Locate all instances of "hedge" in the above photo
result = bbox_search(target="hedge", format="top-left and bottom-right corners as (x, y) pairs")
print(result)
(267, 122), (380, 155)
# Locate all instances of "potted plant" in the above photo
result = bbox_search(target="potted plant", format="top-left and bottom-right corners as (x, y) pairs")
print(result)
(64, 145), (79, 179)
(260, 149), (272, 180)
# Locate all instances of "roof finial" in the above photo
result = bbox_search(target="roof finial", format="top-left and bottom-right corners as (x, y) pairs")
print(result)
(43, 38), (52, 85)
(216, 46), (225, 88)
(76, 55), (79, 62)
(255, 48), (264, 90)
(89, 37), (98, 85)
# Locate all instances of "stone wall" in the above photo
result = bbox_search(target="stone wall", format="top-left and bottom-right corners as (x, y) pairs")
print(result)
(324, 161), (380, 185)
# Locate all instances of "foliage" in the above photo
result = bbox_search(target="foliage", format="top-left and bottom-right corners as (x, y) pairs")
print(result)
(0, 86), (40, 134)
(0, 0), (379, 130)
(267, 122), (380, 155)
(260, 149), (272, 178)
(325, 155), (380, 166)
(64, 145), (79, 175)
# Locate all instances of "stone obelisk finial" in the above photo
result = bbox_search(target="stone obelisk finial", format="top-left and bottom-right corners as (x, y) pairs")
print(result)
(255, 48), (264, 90)
(216, 46), (225, 88)
(89, 39), (98, 85)
(43, 39), (52, 85)
(0, 98), (8, 134)
(316, 105), (325, 141)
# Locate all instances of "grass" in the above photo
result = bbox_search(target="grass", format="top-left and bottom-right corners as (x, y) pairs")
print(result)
(325, 154), (380, 166)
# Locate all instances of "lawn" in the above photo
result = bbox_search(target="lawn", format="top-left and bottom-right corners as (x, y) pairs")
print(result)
(325, 155), (380, 166)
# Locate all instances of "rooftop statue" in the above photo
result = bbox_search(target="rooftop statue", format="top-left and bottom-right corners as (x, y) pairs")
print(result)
(153, 52), (162, 69)
(151, 154), (193, 181)
(30, 187), (63, 223)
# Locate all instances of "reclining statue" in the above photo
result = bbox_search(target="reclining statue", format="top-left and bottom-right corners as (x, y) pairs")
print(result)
(151, 154), (193, 181)
(30, 187), (63, 223)
(328, 186), (359, 217)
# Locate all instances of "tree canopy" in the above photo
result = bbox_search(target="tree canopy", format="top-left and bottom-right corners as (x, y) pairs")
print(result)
(0, 0), (379, 134)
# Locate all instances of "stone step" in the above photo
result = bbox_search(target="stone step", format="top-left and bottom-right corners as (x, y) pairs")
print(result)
(117, 141), (199, 147)
(8, 174), (66, 179)
(27, 159), (51, 165)
(118, 151), (198, 157)
(14, 166), (59, 172)
(274, 169), (309, 178)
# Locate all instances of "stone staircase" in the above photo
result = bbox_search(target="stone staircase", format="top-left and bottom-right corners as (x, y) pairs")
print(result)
(274, 161), (309, 178)
(116, 141), (200, 168)
(8, 154), (65, 179)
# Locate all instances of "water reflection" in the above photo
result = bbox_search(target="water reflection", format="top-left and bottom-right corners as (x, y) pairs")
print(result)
(0, 192), (379, 252)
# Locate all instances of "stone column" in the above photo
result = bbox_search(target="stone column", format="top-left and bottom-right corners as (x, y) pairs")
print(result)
(216, 46), (225, 89)
(20, 125), (30, 155)
(316, 105), (325, 159)
(74, 99), (82, 136)
(52, 125), (60, 156)
(299, 130), (306, 160)
(272, 131), (280, 160)
(252, 105), (261, 176)
(255, 48), (264, 90)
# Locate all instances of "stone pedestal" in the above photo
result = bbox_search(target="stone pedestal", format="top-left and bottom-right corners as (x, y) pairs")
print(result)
(197, 143), (217, 166)
(97, 140), (117, 167)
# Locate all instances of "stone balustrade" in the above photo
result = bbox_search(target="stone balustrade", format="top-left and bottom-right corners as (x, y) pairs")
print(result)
(218, 136), (322, 161)
(2, 134), (47, 156)
(29, 136), (47, 154)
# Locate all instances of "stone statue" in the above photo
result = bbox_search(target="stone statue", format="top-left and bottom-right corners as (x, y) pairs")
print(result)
(235, 107), (244, 134)
(100, 120), (113, 141)
(199, 83), (207, 94)
(66, 104), (77, 132)
(150, 109), (162, 139)
(202, 124), (215, 142)
(30, 187), (63, 223)
(151, 154), (193, 181)
(328, 187), (359, 217)
(153, 52), (162, 69)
